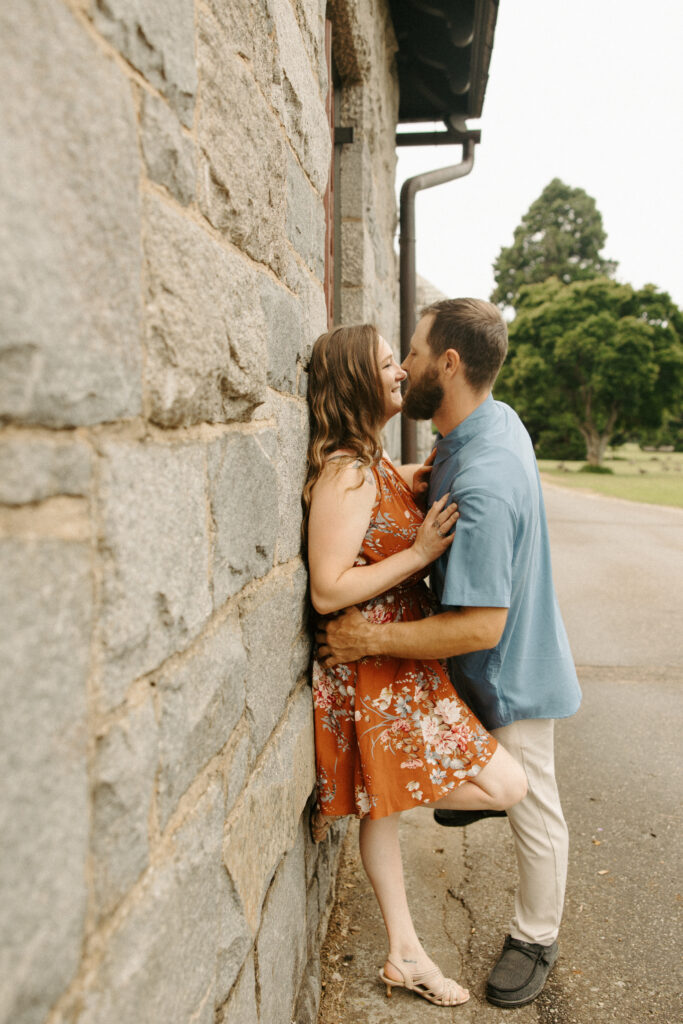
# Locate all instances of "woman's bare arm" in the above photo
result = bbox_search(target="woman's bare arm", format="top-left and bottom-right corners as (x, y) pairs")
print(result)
(307, 460), (457, 615)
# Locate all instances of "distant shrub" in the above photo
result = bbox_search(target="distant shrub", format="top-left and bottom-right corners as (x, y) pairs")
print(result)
(578, 464), (614, 474)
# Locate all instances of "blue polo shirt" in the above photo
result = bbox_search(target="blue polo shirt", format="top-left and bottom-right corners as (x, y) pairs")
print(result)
(429, 394), (581, 729)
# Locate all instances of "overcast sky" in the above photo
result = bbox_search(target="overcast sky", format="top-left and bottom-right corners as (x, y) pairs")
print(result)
(395, 0), (683, 309)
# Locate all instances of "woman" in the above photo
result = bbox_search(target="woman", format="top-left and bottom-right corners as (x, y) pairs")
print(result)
(303, 324), (527, 1008)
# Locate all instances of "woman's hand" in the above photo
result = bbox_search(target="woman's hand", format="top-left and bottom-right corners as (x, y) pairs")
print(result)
(412, 447), (436, 510)
(412, 492), (459, 564)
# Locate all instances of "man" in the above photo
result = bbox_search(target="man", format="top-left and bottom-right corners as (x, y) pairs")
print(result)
(316, 299), (581, 1008)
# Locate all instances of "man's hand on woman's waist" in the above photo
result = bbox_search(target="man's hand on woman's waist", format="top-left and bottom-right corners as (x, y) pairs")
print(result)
(316, 607), (376, 665)
(316, 605), (508, 667)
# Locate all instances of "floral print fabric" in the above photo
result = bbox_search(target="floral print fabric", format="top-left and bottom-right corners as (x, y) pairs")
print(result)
(312, 457), (497, 820)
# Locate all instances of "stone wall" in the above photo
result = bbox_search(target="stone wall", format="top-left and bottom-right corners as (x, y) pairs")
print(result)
(414, 275), (450, 461)
(0, 2), (399, 1023)
(332, 0), (401, 452)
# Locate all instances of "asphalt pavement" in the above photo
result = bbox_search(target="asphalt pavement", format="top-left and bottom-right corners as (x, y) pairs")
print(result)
(317, 482), (683, 1024)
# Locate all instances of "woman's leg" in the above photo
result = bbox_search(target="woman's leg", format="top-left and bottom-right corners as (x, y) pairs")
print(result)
(431, 741), (528, 812)
(358, 813), (468, 1004)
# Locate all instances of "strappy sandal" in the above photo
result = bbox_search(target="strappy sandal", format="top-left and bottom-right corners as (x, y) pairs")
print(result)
(379, 953), (470, 1006)
(310, 806), (332, 844)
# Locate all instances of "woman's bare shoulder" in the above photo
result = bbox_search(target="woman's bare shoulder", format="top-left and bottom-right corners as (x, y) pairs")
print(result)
(314, 451), (375, 494)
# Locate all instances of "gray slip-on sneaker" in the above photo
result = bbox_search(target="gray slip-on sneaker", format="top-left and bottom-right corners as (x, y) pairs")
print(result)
(486, 935), (559, 1008)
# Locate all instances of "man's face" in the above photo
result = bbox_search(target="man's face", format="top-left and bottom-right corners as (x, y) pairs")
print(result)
(401, 314), (444, 421)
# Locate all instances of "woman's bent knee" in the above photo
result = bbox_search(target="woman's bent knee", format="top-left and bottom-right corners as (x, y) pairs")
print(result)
(489, 746), (527, 809)
(501, 761), (527, 809)
(472, 744), (528, 809)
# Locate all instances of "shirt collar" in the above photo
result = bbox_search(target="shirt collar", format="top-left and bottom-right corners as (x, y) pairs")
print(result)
(434, 393), (496, 465)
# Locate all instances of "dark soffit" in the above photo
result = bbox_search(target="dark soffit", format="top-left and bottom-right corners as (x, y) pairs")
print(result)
(389, 0), (500, 124)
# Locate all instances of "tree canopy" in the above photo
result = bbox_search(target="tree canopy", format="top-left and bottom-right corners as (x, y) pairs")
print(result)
(491, 179), (618, 308)
(494, 277), (683, 464)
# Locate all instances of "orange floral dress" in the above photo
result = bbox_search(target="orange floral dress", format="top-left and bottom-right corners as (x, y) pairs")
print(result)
(312, 456), (497, 820)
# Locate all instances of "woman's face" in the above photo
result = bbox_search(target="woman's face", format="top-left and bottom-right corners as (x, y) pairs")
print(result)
(377, 336), (407, 423)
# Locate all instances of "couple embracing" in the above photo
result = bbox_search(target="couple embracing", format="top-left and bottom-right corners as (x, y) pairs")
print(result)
(303, 299), (581, 1009)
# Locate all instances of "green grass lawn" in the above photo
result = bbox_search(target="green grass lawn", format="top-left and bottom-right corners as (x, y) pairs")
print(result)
(537, 443), (683, 508)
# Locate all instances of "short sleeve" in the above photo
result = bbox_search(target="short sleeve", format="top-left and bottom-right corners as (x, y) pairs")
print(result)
(440, 489), (515, 608)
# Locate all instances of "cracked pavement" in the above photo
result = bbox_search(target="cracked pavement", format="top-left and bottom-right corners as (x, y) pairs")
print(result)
(317, 484), (682, 1024)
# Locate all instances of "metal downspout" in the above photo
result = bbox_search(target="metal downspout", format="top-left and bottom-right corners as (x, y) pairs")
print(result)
(399, 137), (476, 463)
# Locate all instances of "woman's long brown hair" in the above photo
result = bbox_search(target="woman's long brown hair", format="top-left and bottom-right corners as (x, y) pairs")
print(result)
(302, 324), (384, 544)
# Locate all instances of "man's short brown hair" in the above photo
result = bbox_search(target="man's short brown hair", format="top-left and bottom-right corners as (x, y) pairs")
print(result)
(421, 298), (508, 391)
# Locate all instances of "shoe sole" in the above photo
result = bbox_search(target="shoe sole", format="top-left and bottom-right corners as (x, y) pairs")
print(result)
(486, 989), (544, 1008)
(433, 810), (507, 827)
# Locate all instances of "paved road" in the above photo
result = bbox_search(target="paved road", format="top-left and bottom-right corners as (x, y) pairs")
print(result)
(318, 483), (683, 1024)
(538, 484), (682, 1024)
(544, 483), (683, 669)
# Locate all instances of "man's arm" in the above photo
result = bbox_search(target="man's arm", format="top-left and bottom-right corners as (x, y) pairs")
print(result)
(316, 604), (508, 666)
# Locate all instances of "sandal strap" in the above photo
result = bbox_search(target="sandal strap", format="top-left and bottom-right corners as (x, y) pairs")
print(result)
(415, 965), (466, 1004)
(383, 956), (467, 1006)
(388, 959), (447, 998)
(384, 953), (410, 985)
(413, 965), (442, 986)
(412, 965), (448, 998)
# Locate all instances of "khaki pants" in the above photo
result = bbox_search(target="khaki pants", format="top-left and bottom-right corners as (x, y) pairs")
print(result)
(491, 718), (568, 946)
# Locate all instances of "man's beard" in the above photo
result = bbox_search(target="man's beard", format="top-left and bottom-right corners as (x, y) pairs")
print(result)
(402, 366), (444, 420)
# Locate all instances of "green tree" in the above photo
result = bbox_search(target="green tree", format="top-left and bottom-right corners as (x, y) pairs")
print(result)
(494, 277), (683, 465)
(491, 179), (618, 308)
